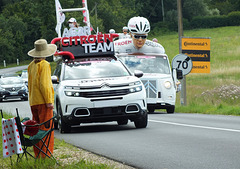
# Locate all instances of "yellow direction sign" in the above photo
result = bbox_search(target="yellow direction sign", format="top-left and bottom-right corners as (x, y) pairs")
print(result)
(181, 37), (211, 73)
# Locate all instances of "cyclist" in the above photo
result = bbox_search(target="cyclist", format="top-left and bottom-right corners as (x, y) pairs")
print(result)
(114, 16), (165, 54)
(109, 29), (116, 33)
(118, 26), (131, 39)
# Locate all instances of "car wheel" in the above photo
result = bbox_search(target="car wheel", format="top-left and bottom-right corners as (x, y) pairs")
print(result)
(117, 119), (128, 125)
(134, 111), (148, 128)
(166, 105), (175, 114)
(54, 115), (59, 130)
(0, 99), (2, 102)
(147, 107), (155, 113)
(57, 102), (71, 133)
(24, 97), (28, 101)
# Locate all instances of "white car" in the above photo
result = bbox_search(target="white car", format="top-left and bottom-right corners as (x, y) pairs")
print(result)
(0, 75), (28, 102)
(117, 53), (183, 113)
(52, 54), (148, 133)
(21, 70), (28, 88)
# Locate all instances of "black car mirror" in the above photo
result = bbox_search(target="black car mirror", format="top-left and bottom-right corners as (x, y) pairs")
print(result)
(51, 75), (59, 84)
(134, 70), (143, 78)
(176, 69), (183, 80)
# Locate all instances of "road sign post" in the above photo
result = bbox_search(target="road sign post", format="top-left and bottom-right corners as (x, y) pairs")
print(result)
(177, 0), (187, 105)
(172, 54), (193, 105)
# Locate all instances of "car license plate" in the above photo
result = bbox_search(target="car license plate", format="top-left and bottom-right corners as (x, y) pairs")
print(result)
(94, 99), (120, 107)
(10, 92), (18, 95)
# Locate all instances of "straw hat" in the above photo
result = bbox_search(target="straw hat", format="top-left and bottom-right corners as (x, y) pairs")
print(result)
(28, 39), (57, 58)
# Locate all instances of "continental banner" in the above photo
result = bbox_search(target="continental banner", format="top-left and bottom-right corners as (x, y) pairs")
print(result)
(191, 61), (210, 73)
(182, 50), (210, 62)
(182, 38), (210, 50)
(181, 37), (211, 73)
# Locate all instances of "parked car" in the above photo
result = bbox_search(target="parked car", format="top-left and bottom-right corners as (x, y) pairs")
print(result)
(0, 75), (28, 101)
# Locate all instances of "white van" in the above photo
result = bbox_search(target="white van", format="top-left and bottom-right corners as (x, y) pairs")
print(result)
(117, 53), (183, 113)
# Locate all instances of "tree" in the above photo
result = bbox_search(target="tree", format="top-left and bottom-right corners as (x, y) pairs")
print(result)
(182, 0), (219, 20)
(207, 0), (240, 15)
(0, 0), (238, 64)
(92, 0), (137, 33)
(0, 30), (15, 64)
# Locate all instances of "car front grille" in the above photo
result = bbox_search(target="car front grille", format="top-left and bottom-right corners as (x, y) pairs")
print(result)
(5, 87), (22, 92)
(142, 80), (158, 98)
(80, 89), (130, 98)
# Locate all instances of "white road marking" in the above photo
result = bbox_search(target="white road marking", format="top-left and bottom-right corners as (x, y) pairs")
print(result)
(149, 119), (240, 133)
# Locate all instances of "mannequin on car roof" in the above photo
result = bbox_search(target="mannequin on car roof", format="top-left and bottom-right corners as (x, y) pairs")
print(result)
(114, 16), (165, 54)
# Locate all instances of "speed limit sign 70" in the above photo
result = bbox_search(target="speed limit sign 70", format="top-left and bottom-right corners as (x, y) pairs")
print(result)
(172, 54), (192, 75)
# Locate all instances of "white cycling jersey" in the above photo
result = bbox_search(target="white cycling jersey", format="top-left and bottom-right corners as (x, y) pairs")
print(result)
(114, 39), (165, 54)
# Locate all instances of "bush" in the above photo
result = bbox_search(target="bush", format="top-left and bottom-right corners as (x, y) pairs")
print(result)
(151, 21), (173, 35)
(151, 19), (190, 34)
(227, 11), (240, 26)
(190, 11), (240, 29)
(190, 15), (228, 28)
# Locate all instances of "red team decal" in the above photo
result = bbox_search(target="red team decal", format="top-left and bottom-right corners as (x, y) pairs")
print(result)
(114, 40), (132, 46)
(61, 34), (115, 46)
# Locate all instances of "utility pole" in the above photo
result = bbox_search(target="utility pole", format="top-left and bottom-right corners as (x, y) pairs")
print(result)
(161, 0), (165, 21)
(95, 3), (98, 28)
(177, 0), (187, 105)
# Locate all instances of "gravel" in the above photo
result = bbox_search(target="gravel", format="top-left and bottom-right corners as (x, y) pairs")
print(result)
(54, 146), (136, 169)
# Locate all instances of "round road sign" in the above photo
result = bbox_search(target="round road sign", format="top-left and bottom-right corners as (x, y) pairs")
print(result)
(172, 54), (192, 75)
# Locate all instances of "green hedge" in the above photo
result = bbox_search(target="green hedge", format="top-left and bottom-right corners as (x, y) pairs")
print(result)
(228, 11), (240, 26)
(151, 11), (240, 32)
(190, 11), (240, 29)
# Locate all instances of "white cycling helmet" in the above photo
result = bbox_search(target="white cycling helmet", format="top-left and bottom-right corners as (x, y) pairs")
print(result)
(68, 17), (77, 23)
(109, 29), (116, 33)
(128, 16), (150, 34)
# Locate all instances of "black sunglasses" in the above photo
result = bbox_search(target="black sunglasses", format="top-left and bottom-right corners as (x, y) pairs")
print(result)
(134, 35), (147, 39)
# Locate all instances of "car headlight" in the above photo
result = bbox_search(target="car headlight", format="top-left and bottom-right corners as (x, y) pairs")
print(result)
(65, 91), (81, 97)
(129, 86), (142, 93)
(129, 81), (141, 86)
(164, 81), (172, 89)
(64, 86), (82, 97)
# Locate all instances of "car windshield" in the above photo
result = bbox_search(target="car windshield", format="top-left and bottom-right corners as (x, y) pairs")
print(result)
(118, 55), (170, 74)
(0, 77), (23, 85)
(63, 57), (130, 80)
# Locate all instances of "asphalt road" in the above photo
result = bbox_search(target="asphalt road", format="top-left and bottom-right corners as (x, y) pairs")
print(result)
(0, 65), (28, 75)
(54, 113), (240, 169)
(0, 99), (31, 118)
(1, 101), (240, 169)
